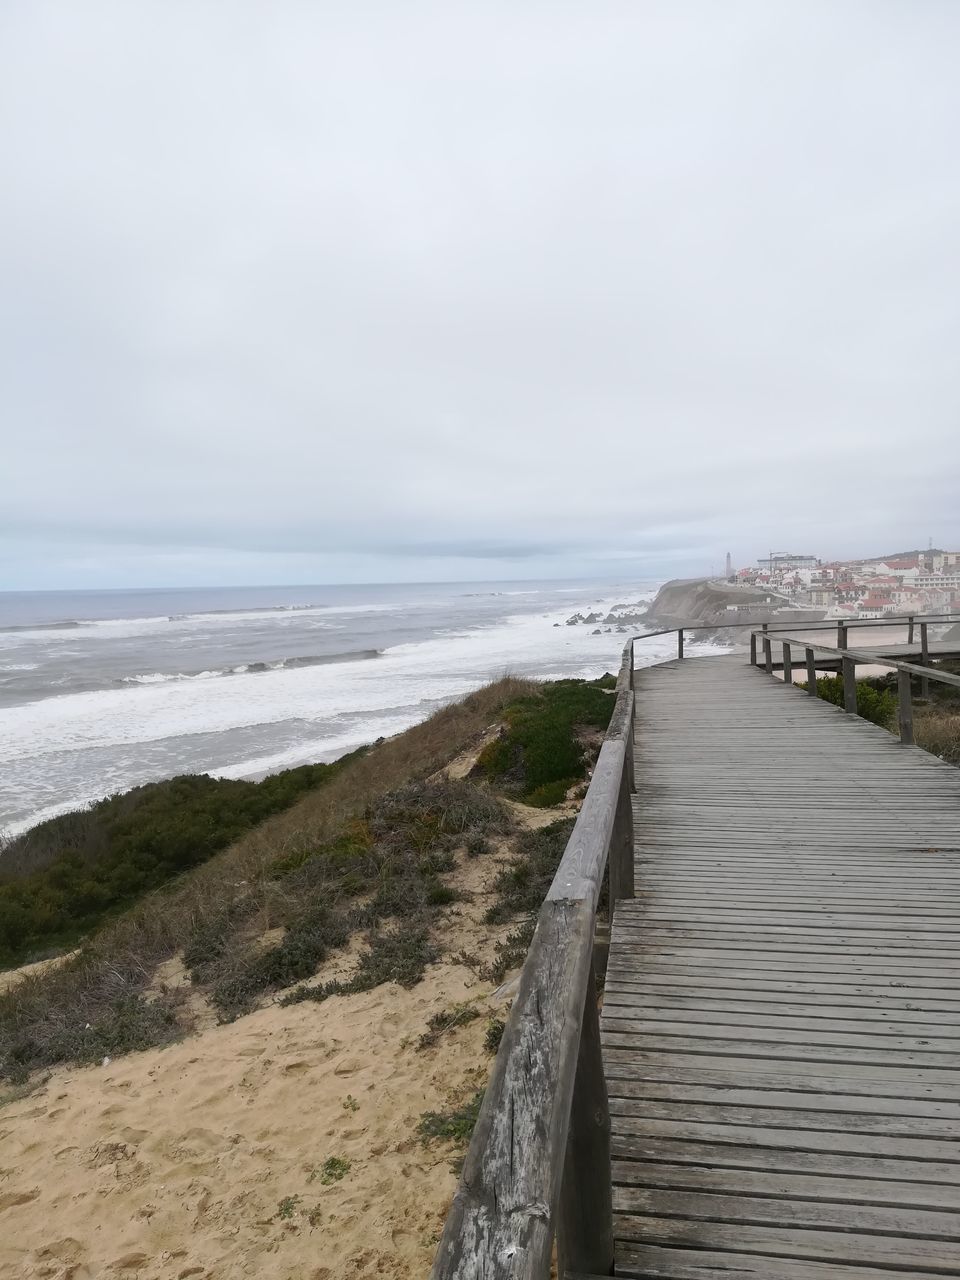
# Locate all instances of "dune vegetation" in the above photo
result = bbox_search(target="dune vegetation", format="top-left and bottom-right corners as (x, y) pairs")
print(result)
(0, 674), (614, 1083)
(0, 759), (364, 967)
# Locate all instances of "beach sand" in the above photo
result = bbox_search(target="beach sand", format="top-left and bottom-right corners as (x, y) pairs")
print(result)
(0, 838), (522, 1280)
(0, 959), (502, 1279)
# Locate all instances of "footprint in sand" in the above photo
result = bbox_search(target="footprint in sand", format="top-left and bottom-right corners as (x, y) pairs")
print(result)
(333, 1057), (364, 1077)
(33, 1236), (86, 1264)
(0, 1188), (39, 1211)
(119, 1127), (149, 1145)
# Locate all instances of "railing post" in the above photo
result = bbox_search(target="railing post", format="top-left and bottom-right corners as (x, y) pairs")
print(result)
(763, 635), (772, 674)
(608, 746), (635, 904)
(749, 632), (757, 665)
(842, 654), (857, 714)
(907, 615), (915, 645)
(627, 695), (636, 796)
(806, 646), (817, 694)
(838, 621), (848, 650)
(782, 641), (793, 686)
(557, 952), (613, 1278)
(677, 628), (684, 660)
(898, 669), (914, 745)
(920, 622), (930, 700)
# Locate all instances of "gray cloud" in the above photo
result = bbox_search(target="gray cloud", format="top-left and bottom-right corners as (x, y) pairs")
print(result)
(2, 2), (959, 588)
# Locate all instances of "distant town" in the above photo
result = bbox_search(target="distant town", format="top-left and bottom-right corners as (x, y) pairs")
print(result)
(730, 548), (960, 618)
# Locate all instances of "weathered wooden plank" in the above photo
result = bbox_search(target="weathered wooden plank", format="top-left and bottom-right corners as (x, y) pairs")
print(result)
(600, 1004), (960, 1040)
(602, 1056), (960, 1100)
(603, 1077), (960, 1116)
(610, 1132), (960, 1183)
(601, 990), (960, 1024)
(607, 944), (960, 968)
(602, 973), (960, 1004)
(607, 1095), (960, 1138)
(602, 1026), (960, 1066)
(609, 1113), (960, 1162)
(603, 1045), (960, 1086)
(613, 1213), (960, 1272)
(615, 1241), (952, 1280)
(609, 1158), (960, 1208)
(613, 1187), (960, 1241)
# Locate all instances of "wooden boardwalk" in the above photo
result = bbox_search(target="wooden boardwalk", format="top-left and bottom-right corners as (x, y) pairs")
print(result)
(601, 654), (960, 1279)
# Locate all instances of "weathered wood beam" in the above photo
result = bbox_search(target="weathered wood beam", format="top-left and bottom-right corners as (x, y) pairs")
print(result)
(898, 669), (914, 746)
(842, 654), (857, 714)
(557, 954), (613, 1277)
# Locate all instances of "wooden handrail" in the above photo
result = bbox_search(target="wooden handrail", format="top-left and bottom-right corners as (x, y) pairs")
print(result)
(630, 608), (960, 645)
(753, 630), (960, 747)
(430, 642), (637, 1279)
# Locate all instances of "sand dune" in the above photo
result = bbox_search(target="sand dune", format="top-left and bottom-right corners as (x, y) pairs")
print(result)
(0, 958), (500, 1279)
(0, 841), (521, 1279)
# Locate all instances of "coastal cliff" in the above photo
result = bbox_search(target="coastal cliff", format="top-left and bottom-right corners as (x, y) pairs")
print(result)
(645, 577), (825, 631)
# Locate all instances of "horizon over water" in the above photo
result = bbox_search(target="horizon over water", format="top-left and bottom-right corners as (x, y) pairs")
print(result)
(0, 576), (718, 838)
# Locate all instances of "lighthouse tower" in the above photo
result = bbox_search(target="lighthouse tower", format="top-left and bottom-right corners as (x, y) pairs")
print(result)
(725, 551), (733, 579)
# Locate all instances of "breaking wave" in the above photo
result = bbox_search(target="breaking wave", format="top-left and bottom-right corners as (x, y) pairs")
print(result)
(119, 649), (382, 686)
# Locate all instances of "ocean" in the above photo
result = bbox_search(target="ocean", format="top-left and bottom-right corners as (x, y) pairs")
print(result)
(0, 578), (703, 837)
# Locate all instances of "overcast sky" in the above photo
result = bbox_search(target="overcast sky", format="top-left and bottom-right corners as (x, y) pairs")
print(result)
(2, 2), (958, 590)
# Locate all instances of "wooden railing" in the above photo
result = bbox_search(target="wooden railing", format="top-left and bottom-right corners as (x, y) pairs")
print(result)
(636, 609), (960, 664)
(751, 625), (960, 745)
(429, 642), (636, 1280)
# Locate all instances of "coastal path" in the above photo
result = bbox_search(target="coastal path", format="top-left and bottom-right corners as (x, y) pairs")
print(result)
(604, 653), (960, 1277)
(431, 615), (960, 1280)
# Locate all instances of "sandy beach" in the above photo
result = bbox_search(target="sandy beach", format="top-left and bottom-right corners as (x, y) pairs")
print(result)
(0, 945), (503, 1279)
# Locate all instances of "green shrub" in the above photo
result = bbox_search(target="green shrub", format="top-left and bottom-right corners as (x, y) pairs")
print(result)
(2, 985), (181, 1082)
(417, 1090), (484, 1145)
(480, 819), (575, 982)
(484, 820), (575, 925)
(209, 907), (352, 1020)
(474, 679), (614, 805)
(484, 1018), (505, 1054)
(187, 778), (511, 1019)
(311, 1156), (351, 1185)
(523, 780), (571, 808)
(805, 676), (896, 728)
(282, 923), (440, 1008)
(0, 757), (363, 966)
(277, 1195), (301, 1219)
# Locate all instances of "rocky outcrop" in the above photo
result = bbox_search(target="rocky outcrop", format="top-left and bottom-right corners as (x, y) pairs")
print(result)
(644, 578), (825, 634)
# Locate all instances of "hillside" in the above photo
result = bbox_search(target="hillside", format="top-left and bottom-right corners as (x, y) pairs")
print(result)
(0, 675), (614, 1279)
(645, 576), (825, 630)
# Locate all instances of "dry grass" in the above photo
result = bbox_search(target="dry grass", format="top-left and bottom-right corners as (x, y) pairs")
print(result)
(0, 678), (537, 1079)
(915, 704), (960, 765)
(188, 675), (537, 884)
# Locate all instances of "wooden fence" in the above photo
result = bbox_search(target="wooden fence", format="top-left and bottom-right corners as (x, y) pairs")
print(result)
(752, 626), (960, 745)
(429, 641), (636, 1280)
